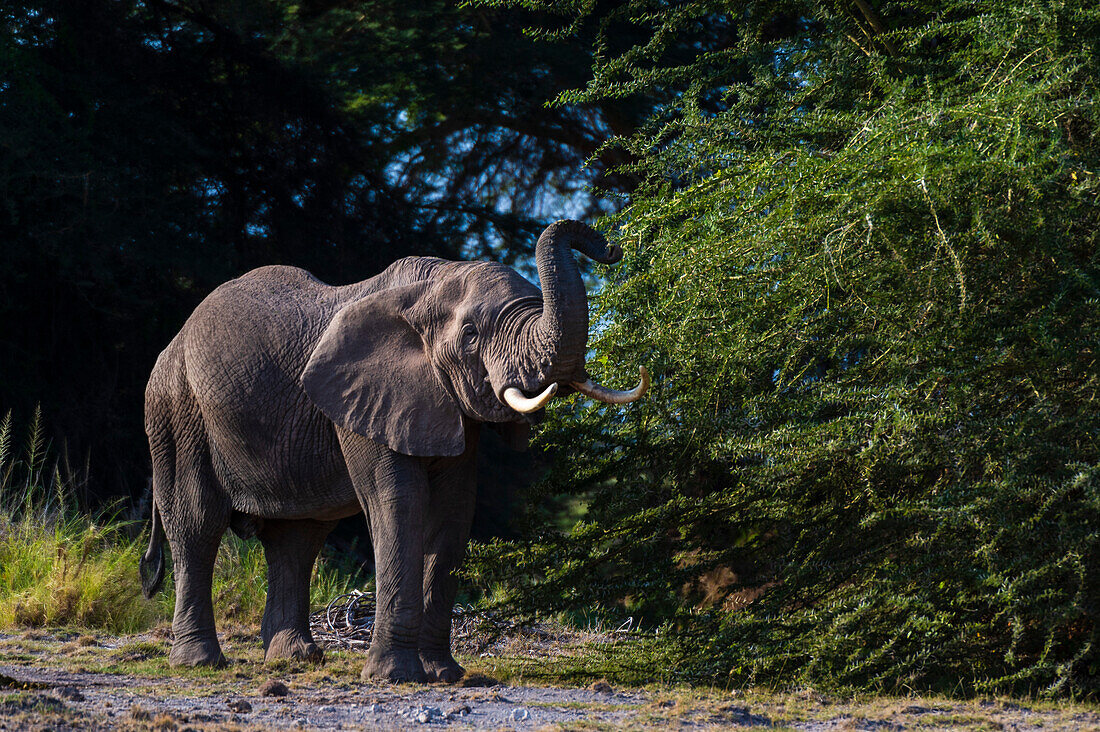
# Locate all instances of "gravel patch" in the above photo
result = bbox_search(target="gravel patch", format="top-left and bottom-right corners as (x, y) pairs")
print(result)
(2, 630), (1098, 730)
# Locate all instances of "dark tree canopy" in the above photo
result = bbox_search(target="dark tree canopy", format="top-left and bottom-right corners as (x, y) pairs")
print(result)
(0, 0), (645, 497)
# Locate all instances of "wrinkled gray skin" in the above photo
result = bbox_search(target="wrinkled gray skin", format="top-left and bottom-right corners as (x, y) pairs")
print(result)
(140, 221), (622, 683)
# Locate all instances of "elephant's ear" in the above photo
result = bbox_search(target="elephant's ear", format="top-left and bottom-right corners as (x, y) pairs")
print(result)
(301, 284), (464, 457)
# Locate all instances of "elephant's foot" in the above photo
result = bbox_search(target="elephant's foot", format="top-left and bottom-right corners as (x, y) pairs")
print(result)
(264, 629), (323, 664)
(362, 646), (426, 683)
(169, 633), (226, 667)
(420, 649), (464, 683)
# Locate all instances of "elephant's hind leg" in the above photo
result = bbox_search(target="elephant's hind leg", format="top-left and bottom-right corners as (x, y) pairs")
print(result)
(156, 424), (230, 667)
(167, 536), (227, 667)
(258, 518), (336, 663)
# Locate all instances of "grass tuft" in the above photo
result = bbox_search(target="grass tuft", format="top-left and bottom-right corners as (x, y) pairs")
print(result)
(0, 408), (155, 632)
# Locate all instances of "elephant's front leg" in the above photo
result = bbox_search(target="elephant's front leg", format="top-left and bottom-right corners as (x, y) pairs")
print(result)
(336, 428), (428, 683)
(420, 447), (478, 682)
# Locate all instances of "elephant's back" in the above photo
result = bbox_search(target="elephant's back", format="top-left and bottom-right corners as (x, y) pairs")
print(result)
(181, 266), (335, 394)
(173, 266), (353, 513)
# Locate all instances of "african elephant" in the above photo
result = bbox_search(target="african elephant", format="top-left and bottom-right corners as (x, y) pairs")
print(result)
(139, 220), (648, 682)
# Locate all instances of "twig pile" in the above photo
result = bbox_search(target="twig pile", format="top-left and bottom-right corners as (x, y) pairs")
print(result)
(308, 590), (513, 654)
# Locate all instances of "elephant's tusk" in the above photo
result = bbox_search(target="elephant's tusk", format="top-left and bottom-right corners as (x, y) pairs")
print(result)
(502, 383), (558, 413)
(570, 366), (650, 404)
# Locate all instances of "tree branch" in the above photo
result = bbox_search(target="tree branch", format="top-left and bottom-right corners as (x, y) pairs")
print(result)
(852, 0), (897, 56)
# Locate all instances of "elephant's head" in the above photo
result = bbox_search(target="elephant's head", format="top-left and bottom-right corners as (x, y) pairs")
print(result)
(301, 220), (648, 457)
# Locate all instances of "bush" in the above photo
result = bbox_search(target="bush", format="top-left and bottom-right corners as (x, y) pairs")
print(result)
(470, 0), (1100, 697)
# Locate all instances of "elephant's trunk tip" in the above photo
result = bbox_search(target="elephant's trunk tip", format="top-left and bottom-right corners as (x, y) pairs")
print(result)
(542, 220), (622, 265)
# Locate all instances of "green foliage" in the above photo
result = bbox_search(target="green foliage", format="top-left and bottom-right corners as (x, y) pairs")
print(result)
(469, 0), (1100, 697)
(0, 410), (364, 631)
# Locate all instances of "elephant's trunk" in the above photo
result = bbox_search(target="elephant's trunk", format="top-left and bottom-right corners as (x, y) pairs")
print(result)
(529, 220), (622, 379)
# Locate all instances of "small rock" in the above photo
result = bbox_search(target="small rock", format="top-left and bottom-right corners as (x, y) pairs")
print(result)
(366, 703), (384, 713)
(226, 699), (252, 713)
(258, 678), (290, 695)
(589, 680), (614, 695)
(55, 687), (85, 702)
(404, 705), (441, 724)
(511, 707), (530, 721)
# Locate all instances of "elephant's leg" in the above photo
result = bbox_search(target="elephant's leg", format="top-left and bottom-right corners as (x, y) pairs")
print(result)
(166, 532), (226, 666)
(259, 518), (336, 663)
(158, 431), (230, 667)
(336, 427), (429, 683)
(420, 447), (478, 683)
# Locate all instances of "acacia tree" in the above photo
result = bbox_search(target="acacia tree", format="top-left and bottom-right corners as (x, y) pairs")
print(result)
(470, 0), (1100, 696)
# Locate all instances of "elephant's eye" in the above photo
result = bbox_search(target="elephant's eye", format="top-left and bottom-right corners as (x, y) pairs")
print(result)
(461, 323), (479, 350)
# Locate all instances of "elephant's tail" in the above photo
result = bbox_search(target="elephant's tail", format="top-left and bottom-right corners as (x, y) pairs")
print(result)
(140, 496), (165, 599)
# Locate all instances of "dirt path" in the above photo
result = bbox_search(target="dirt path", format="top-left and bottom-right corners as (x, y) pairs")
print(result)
(1, 662), (655, 730)
(2, 630), (1098, 730)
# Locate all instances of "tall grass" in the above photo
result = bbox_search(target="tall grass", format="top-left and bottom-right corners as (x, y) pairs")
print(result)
(0, 407), (154, 631)
(0, 408), (365, 633)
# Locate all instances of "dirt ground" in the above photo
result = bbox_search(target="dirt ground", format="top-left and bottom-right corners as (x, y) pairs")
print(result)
(1, 629), (1099, 730)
